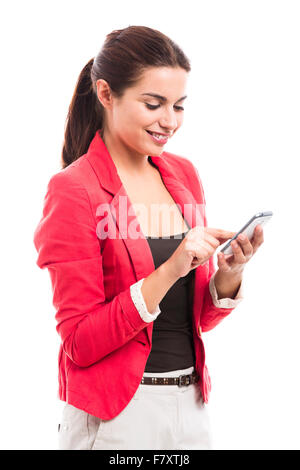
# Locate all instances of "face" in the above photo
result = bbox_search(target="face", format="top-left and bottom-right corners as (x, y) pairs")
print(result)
(96, 67), (188, 158)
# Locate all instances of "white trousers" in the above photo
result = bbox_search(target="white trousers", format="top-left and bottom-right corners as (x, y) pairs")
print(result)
(58, 366), (212, 450)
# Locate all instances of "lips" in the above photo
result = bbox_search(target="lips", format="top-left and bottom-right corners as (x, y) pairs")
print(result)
(146, 130), (169, 145)
(146, 130), (171, 137)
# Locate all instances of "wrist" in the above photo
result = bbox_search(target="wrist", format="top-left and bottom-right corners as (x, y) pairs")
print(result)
(160, 260), (180, 284)
(217, 268), (244, 281)
(214, 268), (243, 300)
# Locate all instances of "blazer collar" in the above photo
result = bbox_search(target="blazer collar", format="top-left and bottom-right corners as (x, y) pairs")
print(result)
(86, 129), (188, 197)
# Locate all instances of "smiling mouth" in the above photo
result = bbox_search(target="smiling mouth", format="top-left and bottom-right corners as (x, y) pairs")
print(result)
(146, 130), (171, 138)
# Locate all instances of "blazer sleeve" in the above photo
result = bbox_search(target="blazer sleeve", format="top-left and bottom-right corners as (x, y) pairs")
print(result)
(33, 172), (154, 368)
(190, 163), (243, 332)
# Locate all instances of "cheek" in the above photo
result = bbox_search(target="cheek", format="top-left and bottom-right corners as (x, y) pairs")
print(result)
(138, 107), (156, 124)
(125, 106), (151, 128)
(177, 114), (184, 127)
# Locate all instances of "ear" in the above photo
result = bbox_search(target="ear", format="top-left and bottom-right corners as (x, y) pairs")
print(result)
(96, 79), (113, 109)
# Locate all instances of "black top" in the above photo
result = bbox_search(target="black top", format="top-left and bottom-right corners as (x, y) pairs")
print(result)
(144, 227), (196, 372)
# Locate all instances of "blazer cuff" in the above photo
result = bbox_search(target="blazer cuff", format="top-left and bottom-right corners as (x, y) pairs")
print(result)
(209, 271), (244, 309)
(130, 278), (161, 323)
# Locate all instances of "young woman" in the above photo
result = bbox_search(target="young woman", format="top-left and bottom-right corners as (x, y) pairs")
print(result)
(33, 25), (264, 450)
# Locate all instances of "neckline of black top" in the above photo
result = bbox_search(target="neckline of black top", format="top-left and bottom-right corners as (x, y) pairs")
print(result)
(145, 230), (189, 239)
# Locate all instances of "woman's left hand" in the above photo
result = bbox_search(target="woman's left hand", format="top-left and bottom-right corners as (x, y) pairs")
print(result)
(217, 224), (264, 274)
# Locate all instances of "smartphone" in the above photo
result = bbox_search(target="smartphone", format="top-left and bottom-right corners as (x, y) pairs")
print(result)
(220, 211), (273, 255)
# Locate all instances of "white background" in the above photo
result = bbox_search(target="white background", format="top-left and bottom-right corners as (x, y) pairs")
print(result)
(1, 0), (299, 450)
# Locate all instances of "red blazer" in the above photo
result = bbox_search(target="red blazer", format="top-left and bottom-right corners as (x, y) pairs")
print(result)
(33, 129), (237, 420)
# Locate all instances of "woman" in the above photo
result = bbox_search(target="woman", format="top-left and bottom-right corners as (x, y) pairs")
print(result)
(33, 25), (264, 450)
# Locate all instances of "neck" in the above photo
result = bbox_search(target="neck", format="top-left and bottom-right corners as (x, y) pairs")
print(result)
(101, 128), (152, 177)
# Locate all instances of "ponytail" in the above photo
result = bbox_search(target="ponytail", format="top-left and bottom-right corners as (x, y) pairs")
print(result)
(61, 58), (103, 169)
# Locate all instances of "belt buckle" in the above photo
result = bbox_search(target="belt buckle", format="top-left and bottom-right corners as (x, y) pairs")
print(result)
(178, 374), (190, 387)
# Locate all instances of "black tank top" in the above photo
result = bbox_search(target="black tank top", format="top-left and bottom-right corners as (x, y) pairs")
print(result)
(144, 227), (196, 372)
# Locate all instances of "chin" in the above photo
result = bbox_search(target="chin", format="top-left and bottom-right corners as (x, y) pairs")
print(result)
(138, 142), (165, 157)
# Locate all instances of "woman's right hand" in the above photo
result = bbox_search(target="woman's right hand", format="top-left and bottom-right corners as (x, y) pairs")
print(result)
(164, 227), (236, 279)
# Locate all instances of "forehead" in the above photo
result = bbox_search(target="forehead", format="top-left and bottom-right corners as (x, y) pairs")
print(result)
(129, 67), (188, 97)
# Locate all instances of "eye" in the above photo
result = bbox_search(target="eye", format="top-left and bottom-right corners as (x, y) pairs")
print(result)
(145, 104), (184, 111)
(145, 104), (160, 110)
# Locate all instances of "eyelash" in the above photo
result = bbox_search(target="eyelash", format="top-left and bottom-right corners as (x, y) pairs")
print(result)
(145, 104), (184, 111)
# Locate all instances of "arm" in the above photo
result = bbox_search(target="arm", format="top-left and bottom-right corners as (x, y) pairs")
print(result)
(33, 173), (170, 368)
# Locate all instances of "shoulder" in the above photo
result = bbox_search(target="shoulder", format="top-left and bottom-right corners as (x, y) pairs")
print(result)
(47, 155), (90, 194)
(41, 156), (95, 222)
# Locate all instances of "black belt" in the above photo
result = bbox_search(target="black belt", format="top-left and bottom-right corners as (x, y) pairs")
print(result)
(141, 371), (199, 387)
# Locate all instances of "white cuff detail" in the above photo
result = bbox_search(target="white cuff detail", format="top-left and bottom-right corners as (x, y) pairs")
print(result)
(130, 278), (161, 323)
(209, 272), (244, 309)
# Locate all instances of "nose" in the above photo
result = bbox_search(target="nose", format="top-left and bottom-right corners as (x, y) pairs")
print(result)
(159, 107), (178, 131)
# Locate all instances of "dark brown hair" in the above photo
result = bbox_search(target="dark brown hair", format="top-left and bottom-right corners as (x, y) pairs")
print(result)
(61, 25), (191, 169)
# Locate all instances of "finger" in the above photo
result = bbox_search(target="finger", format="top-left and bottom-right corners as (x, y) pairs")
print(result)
(255, 224), (264, 242)
(203, 231), (222, 249)
(206, 228), (236, 242)
(217, 252), (231, 272)
(251, 225), (264, 254)
(194, 239), (215, 257)
(224, 252), (234, 263)
(236, 233), (253, 258)
(185, 240), (212, 263)
(187, 227), (222, 248)
(231, 240), (247, 264)
(186, 227), (220, 250)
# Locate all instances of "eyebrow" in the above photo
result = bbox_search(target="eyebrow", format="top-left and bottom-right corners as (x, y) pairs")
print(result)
(141, 93), (187, 103)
